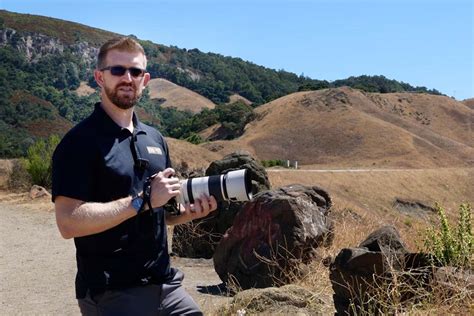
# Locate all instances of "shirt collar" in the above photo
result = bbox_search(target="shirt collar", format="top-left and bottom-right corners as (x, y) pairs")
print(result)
(93, 102), (147, 136)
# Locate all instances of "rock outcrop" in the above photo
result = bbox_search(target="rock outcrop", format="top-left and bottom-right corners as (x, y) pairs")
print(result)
(0, 28), (97, 65)
(214, 184), (333, 289)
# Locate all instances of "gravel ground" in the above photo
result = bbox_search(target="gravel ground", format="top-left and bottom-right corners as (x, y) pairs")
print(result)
(0, 196), (230, 315)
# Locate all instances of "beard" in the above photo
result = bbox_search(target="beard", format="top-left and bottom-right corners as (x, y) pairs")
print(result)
(104, 82), (141, 110)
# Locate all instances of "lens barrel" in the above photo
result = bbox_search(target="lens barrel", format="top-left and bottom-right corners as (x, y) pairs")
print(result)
(176, 169), (252, 205)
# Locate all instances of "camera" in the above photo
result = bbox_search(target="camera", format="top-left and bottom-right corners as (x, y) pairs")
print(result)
(176, 169), (253, 205)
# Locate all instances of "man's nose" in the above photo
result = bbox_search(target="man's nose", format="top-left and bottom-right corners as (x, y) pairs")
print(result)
(121, 70), (133, 81)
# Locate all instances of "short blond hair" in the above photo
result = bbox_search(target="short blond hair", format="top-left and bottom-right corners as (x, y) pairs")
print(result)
(97, 37), (146, 69)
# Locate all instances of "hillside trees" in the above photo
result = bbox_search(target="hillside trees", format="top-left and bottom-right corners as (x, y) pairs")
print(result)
(0, 20), (446, 158)
(142, 100), (253, 141)
(147, 47), (328, 105)
(332, 75), (442, 95)
(0, 45), (96, 157)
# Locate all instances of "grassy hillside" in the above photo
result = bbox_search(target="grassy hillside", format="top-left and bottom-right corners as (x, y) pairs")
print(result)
(202, 87), (474, 168)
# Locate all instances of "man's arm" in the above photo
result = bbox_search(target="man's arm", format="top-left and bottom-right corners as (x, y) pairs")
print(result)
(54, 196), (136, 239)
(55, 168), (182, 239)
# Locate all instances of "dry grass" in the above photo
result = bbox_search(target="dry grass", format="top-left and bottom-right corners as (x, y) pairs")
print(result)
(216, 167), (473, 314)
(166, 137), (222, 171)
(204, 87), (474, 168)
(147, 78), (216, 113)
(74, 81), (96, 97)
(268, 167), (473, 249)
(227, 94), (252, 106)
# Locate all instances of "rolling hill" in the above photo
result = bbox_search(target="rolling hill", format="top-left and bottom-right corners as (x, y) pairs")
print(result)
(147, 78), (216, 113)
(202, 87), (474, 168)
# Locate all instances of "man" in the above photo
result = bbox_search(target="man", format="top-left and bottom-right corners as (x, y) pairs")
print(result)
(52, 37), (216, 315)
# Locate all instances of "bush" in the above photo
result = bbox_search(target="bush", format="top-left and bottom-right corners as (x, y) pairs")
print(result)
(423, 203), (473, 268)
(24, 135), (60, 188)
(185, 132), (204, 145)
(261, 159), (287, 168)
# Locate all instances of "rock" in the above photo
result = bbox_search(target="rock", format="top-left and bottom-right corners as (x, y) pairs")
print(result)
(172, 151), (271, 258)
(393, 198), (437, 219)
(205, 150), (271, 193)
(29, 185), (51, 199)
(220, 284), (326, 315)
(330, 226), (438, 315)
(360, 225), (408, 255)
(214, 184), (333, 289)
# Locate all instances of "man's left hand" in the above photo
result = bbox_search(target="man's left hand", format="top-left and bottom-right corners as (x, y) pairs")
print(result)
(166, 195), (217, 225)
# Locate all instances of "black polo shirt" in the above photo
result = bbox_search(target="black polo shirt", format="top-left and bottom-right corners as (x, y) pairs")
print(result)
(52, 103), (175, 299)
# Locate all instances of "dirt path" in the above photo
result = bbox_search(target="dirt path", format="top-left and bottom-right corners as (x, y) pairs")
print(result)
(0, 194), (230, 315)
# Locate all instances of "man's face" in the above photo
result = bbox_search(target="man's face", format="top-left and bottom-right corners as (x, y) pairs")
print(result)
(99, 50), (150, 109)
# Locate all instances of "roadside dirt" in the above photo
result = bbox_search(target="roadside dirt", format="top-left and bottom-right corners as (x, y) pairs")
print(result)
(0, 192), (231, 315)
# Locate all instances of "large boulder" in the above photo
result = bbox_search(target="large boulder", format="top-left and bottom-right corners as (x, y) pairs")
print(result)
(172, 151), (270, 258)
(330, 226), (436, 315)
(213, 184), (333, 289)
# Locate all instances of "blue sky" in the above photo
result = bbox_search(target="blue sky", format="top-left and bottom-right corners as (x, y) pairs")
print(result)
(1, 0), (473, 100)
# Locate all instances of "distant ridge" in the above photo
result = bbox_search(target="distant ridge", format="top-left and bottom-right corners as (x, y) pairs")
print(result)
(0, 10), (119, 45)
(202, 87), (474, 168)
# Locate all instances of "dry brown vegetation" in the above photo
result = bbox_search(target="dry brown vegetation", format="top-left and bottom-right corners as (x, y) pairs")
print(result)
(204, 87), (473, 168)
(217, 168), (472, 315)
(166, 137), (222, 170)
(463, 98), (474, 110)
(227, 93), (252, 106)
(147, 78), (216, 113)
(74, 81), (96, 97)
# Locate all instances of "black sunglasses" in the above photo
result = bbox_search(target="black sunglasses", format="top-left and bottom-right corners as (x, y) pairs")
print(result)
(100, 66), (146, 78)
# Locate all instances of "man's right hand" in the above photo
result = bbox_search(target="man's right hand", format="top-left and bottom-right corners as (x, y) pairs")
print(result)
(149, 168), (181, 208)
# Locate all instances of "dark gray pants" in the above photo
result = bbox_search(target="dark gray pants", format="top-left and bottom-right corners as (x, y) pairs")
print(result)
(78, 270), (202, 316)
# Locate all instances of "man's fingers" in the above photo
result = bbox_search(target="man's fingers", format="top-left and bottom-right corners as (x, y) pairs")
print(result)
(193, 198), (203, 213)
(160, 168), (175, 178)
(209, 196), (217, 211)
(168, 183), (181, 192)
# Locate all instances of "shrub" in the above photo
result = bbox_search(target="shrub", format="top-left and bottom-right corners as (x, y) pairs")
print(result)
(261, 159), (287, 168)
(24, 135), (60, 188)
(423, 203), (473, 268)
(185, 132), (203, 145)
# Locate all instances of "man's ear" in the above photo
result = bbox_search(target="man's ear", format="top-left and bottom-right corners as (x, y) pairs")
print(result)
(94, 69), (104, 88)
(143, 72), (151, 87)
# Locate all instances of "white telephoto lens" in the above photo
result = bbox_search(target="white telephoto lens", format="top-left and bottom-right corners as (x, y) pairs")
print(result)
(225, 169), (252, 201)
(191, 176), (210, 202)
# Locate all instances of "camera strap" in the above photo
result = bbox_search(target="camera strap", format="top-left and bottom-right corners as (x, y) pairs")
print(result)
(141, 174), (180, 216)
(141, 175), (154, 214)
